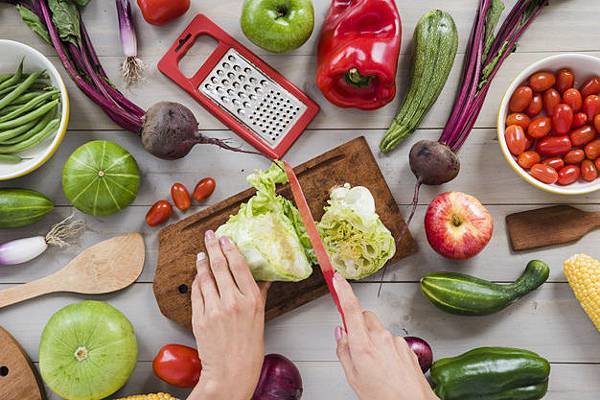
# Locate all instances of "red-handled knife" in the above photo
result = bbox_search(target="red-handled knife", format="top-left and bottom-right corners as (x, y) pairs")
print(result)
(283, 161), (347, 331)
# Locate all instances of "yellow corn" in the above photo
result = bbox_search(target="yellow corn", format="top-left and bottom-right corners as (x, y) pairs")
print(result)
(114, 394), (178, 400)
(564, 254), (600, 331)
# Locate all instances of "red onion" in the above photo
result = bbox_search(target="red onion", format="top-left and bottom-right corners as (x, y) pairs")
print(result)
(405, 336), (433, 373)
(253, 354), (303, 400)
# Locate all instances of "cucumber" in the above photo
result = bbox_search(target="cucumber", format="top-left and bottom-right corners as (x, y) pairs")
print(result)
(420, 260), (550, 316)
(380, 9), (458, 153)
(0, 188), (54, 228)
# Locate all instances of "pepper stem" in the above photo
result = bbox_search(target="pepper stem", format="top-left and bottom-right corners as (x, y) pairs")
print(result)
(345, 68), (375, 88)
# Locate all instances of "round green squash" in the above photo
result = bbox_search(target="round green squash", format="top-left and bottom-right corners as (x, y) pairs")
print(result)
(39, 301), (138, 400)
(62, 141), (140, 216)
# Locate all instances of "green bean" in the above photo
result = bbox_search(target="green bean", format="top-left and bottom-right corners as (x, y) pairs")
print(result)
(0, 74), (11, 84)
(0, 111), (54, 144)
(0, 91), (58, 123)
(0, 119), (59, 154)
(0, 61), (23, 92)
(0, 105), (22, 116)
(0, 119), (39, 142)
(0, 154), (25, 164)
(0, 70), (44, 111)
(10, 90), (53, 106)
(0, 99), (58, 131)
(0, 84), (19, 97)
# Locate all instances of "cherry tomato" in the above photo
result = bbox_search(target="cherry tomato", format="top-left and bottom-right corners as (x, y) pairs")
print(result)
(509, 86), (533, 113)
(557, 165), (580, 185)
(572, 112), (588, 129)
(581, 160), (599, 182)
(153, 344), (201, 388)
(543, 89), (561, 116)
(583, 95), (600, 121)
(536, 136), (572, 157)
(505, 125), (527, 156)
(543, 157), (565, 171)
(555, 68), (575, 93)
(580, 76), (600, 98)
(529, 72), (556, 92)
(170, 182), (191, 211)
(506, 113), (531, 129)
(530, 164), (558, 184)
(562, 88), (583, 112)
(527, 116), (552, 138)
(517, 151), (541, 169)
(193, 177), (217, 202)
(526, 94), (543, 117)
(570, 125), (596, 146)
(585, 139), (600, 160)
(595, 159), (600, 173)
(595, 114), (600, 133)
(564, 149), (585, 165)
(552, 104), (574, 135)
(146, 200), (173, 227)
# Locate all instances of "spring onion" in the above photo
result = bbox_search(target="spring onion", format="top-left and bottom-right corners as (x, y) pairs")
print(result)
(115, 0), (145, 86)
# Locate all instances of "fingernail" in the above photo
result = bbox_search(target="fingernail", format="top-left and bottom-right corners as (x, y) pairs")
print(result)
(219, 235), (231, 247)
(334, 272), (343, 281)
(334, 326), (343, 342)
(205, 230), (215, 239)
(197, 252), (206, 262)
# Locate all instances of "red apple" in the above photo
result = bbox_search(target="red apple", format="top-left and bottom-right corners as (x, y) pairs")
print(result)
(425, 192), (493, 259)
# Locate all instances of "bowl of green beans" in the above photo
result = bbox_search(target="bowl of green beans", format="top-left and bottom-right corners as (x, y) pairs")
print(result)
(0, 40), (69, 181)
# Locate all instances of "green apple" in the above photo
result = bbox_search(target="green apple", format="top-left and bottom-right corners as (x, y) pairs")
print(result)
(241, 0), (314, 53)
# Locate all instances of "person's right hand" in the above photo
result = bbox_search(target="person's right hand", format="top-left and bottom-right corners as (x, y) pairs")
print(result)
(333, 273), (438, 400)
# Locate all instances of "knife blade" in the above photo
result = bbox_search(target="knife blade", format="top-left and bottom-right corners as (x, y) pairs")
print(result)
(283, 161), (347, 331)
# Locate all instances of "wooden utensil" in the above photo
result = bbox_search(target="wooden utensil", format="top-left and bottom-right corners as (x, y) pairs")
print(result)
(0, 326), (45, 400)
(506, 205), (600, 251)
(154, 137), (417, 329)
(0, 233), (145, 308)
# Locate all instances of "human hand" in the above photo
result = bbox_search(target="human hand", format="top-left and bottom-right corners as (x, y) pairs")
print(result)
(333, 273), (438, 400)
(188, 230), (270, 400)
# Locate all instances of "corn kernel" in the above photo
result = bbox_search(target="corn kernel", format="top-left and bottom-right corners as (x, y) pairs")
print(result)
(114, 393), (178, 400)
(564, 254), (600, 331)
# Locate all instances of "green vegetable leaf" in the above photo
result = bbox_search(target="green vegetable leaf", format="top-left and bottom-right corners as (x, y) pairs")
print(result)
(479, 41), (509, 91)
(483, 0), (505, 61)
(69, 0), (91, 7)
(48, 0), (81, 45)
(16, 5), (51, 44)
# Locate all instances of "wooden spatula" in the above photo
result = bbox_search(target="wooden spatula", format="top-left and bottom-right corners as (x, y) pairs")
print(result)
(0, 326), (45, 400)
(0, 233), (144, 309)
(506, 205), (600, 251)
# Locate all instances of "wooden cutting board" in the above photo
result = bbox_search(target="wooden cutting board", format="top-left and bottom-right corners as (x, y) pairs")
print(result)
(154, 137), (417, 329)
(0, 326), (45, 400)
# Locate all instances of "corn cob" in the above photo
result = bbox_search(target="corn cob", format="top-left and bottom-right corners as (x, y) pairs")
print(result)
(114, 394), (178, 400)
(563, 254), (600, 331)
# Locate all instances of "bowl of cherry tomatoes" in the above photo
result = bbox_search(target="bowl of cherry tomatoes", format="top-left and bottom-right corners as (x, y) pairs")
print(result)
(498, 54), (600, 195)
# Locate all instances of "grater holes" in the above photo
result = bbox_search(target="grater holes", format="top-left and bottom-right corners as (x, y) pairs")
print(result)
(233, 81), (240, 89)
(250, 77), (257, 84)
(244, 67), (251, 74)
(222, 78), (230, 85)
(227, 72), (235, 79)
(233, 65), (241, 72)
(228, 55), (236, 62)
(222, 62), (231, 69)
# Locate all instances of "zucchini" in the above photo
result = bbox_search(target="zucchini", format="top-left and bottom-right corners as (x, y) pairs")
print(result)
(0, 188), (54, 228)
(421, 260), (550, 315)
(380, 9), (458, 153)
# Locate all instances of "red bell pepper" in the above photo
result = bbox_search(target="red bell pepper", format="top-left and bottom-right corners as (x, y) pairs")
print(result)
(316, 0), (402, 110)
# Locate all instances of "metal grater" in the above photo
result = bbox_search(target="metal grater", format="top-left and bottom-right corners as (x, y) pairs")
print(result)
(158, 14), (320, 159)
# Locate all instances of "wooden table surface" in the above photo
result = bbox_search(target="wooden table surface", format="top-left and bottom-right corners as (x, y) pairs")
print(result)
(1, 1), (599, 398)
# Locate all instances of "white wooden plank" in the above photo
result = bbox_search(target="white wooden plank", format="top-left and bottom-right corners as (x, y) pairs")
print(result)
(0, 283), (597, 364)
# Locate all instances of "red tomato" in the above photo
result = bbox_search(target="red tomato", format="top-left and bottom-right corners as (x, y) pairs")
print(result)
(570, 125), (596, 146)
(595, 114), (600, 133)
(580, 76), (600, 98)
(583, 95), (600, 121)
(595, 159), (600, 173)
(552, 104), (574, 135)
(572, 112), (588, 129)
(171, 182), (191, 211)
(543, 157), (565, 171)
(153, 344), (201, 388)
(563, 88), (583, 112)
(506, 113), (531, 129)
(556, 68), (575, 93)
(581, 160), (599, 182)
(509, 86), (533, 113)
(543, 89), (561, 116)
(137, 0), (191, 26)
(146, 200), (173, 227)
(529, 72), (556, 92)
(564, 149), (585, 164)
(193, 177), (217, 202)
(505, 125), (527, 156)
(536, 136), (572, 157)
(526, 94), (543, 117)
(527, 116), (552, 138)
(557, 165), (580, 185)
(530, 164), (559, 184)
(585, 139), (600, 160)
(517, 151), (541, 169)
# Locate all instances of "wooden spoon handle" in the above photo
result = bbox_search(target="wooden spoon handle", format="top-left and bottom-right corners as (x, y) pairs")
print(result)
(0, 275), (61, 309)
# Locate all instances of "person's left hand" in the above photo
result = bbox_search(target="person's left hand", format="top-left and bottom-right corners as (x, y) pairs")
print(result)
(188, 230), (270, 400)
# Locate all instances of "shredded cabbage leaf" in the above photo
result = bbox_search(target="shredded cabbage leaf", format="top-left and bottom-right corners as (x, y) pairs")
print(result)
(318, 184), (396, 280)
(216, 162), (315, 282)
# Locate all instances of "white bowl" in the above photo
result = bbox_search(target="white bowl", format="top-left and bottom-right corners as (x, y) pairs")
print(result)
(498, 53), (600, 195)
(0, 40), (69, 181)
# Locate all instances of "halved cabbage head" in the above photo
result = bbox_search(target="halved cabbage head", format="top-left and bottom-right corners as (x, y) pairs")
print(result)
(318, 184), (396, 280)
(216, 162), (315, 282)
